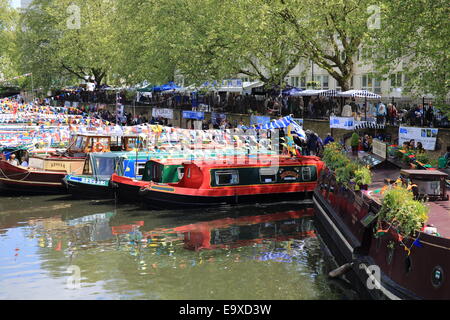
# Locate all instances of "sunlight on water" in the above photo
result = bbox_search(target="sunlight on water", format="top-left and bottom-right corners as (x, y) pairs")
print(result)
(0, 195), (352, 300)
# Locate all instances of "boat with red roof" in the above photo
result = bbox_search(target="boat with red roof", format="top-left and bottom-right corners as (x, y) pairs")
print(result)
(138, 155), (324, 208)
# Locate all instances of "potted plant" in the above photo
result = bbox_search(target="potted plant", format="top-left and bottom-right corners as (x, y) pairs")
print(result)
(353, 166), (372, 191)
(350, 132), (360, 155)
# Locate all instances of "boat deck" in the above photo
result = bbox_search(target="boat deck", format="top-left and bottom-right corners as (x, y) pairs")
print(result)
(364, 163), (450, 238)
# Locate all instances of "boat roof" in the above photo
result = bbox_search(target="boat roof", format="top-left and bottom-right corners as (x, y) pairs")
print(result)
(366, 163), (450, 238)
(178, 155), (322, 169)
(71, 133), (143, 138)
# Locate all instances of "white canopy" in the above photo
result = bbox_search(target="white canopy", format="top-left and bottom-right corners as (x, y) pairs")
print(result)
(337, 90), (381, 99)
(291, 89), (327, 96)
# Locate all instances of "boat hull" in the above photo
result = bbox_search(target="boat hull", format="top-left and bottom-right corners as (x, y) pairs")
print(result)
(0, 161), (66, 194)
(313, 182), (450, 300)
(140, 187), (313, 209)
(63, 176), (115, 199)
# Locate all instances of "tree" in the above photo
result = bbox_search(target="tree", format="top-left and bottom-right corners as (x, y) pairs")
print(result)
(0, 0), (18, 82)
(114, 0), (308, 88)
(16, 0), (120, 90)
(119, 0), (378, 91)
(369, 0), (450, 116)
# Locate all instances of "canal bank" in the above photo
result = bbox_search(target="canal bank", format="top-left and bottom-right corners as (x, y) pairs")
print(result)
(112, 104), (450, 158)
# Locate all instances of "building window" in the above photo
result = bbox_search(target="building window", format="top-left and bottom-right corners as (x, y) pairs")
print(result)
(390, 72), (403, 89)
(362, 74), (381, 93)
(290, 76), (299, 88)
(300, 76), (306, 89)
(313, 75), (329, 90)
(215, 170), (239, 186)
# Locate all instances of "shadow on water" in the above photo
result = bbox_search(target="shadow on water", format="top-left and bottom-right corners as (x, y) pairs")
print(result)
(0, 193), (361, 300)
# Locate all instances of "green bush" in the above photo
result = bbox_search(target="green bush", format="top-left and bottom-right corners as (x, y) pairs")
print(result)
(378, 186), (429, 237)
(323, 142), (372, 190)
(350, 132), (360, 147)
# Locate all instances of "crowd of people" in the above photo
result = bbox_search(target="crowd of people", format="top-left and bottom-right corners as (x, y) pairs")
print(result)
(340, 100), (448, 128)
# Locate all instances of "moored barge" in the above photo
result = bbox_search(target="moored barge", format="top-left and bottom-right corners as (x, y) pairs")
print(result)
(313, 142), (450, 299)
(139, 155), (324, 208)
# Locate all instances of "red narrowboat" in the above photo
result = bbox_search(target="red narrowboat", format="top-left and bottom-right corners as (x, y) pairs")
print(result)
(139, 155), (324, 208)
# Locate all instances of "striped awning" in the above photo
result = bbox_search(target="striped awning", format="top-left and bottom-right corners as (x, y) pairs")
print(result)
(241, 116), (306, 140)
(354, 121), (386, 130)
(319, 90), (341, 97)
(337, 90), (381, 99)
(292, 89), (327, 96)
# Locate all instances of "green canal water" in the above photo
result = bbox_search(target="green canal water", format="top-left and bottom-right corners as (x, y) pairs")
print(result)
(0, 194), (357, 300)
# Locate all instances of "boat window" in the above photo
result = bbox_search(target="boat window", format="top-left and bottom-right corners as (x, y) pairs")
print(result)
(301, 167), (312, 181)
(136, 163), (146, 176)
(83, 158), (92, 175)
(95, 157), (116, 178)
(75, 136), (84, 149)
(153, 164), (162, 182)
(215, 170), (239, 186)
(260, 168), (277, 183)
(177, 167), (185, 180)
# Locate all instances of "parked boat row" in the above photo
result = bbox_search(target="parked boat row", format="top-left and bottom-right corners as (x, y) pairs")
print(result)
(0, 116), (325, 208)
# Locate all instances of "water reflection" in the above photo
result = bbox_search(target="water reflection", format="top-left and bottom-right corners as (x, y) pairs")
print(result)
(0, 197), (351, 300)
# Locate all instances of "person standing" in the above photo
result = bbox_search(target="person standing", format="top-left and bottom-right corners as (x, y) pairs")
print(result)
(376, 101), (387, 125)
(323, 133), (335, 145)
(425, 103), (434, 127)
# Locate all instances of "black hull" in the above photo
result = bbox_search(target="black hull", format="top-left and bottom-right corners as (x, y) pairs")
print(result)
(113, 182), (143, 203)
(64, 179), (115, 199)
(313, 190), (421, 300)
(140, 189), (313, 209)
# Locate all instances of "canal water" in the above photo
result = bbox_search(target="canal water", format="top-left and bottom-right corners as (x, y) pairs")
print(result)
(0, 194), (358, 300)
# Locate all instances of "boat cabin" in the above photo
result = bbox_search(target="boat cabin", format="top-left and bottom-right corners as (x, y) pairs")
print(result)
(141, 159), (185, 183)
(67, 134), (148, 156)
(175, 156), (322, 189)
(400, 169), (449, 201)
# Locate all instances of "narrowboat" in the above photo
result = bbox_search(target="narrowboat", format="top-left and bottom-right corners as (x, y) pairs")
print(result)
(139, 155), (324, 208)
(313, 142), (450, 299)
(0, 156), (84, 193)
(111, 158), (185, 202)
(63, 152), (142, 199)
(0, 133), (148, 194)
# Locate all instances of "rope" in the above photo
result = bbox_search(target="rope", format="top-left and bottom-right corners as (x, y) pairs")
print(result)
(0, 166), (32, 181)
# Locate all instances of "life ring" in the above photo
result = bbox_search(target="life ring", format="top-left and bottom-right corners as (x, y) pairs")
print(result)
(93, 142), (105, 152)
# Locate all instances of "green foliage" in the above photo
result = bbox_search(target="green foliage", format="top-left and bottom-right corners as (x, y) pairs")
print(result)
(353, 166), (372, 189)
(369, 0), (450, 116)
(323, 142), (372, 189)
(350, 132), (360, 147)
(17, 0), (119, 89)
(415, 153), (430, 164)
(378, 186), (429, 237)
(0, 0), (19, 81)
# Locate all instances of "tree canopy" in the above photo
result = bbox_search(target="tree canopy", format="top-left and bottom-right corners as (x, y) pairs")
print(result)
(7, 0), (449, 110)
(0, 0), (19, 82)
(17, 0), (120, 89)
(369, 0), (450, 115)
